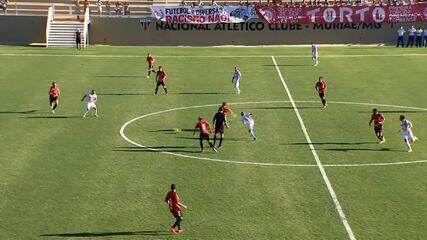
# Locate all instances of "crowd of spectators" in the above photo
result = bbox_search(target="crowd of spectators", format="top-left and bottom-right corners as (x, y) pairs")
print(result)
(177, 0), (424, 7)
(74, 0), (130, 16)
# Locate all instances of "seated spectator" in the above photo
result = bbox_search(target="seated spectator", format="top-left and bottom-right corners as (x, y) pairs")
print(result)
(223, 1), (228, 5)
(105, 1), (111, 15)
(123, 2), (130, 15)
(74, 0), (80, 14)
(211, 0), (218, 6)
(97, 0), (102, 15)
(83, 0), (89, 14)
(0, 0), (8, 14)
(179, 0), (187, 6)
(197, 0), (204, 6)
(115, 1), (121, 15)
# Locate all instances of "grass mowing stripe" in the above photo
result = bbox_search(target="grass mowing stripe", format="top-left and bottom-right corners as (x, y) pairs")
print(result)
(271, 56), (357, 240)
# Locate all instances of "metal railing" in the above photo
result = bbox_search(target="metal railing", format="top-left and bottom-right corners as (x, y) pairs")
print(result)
(83, 6), (90, 47)
(45, 5), (54, 47)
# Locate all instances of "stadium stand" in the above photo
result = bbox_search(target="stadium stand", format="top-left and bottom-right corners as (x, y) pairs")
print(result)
(3, 0), (425, 17)
(3, 0), (275, 16)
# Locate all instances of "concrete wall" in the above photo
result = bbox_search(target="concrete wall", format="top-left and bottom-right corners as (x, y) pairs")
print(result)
(90, 17), (427, 46)
(1, 15), (426, 46)
(0, 15), (46, 45)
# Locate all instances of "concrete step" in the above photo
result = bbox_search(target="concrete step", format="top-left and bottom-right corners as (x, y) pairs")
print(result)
(52, 21), (84, 25)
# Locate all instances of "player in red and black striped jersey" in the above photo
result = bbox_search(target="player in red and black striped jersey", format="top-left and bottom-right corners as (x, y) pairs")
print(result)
(315, 77), (327, 108)
(193, 117), (217, 152)
(369, 108), (386, 144)
(146, 53), (156, 78)
(48, 82), (60, 114)
(154, 66), (168, 95)
(165, 184), (187, 234)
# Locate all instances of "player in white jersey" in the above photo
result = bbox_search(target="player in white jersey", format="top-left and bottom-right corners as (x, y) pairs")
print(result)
(241, 112), (256, 141)
(232, 66), (241, 94)
(81, 89), (98, 118)
(399, 115), (418, 152)
(311, 42), (319, 66)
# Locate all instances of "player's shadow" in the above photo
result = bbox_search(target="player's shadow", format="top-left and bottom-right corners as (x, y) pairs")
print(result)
(357, 110), (427, 114)
(319, 148), (403, 152)
(169, 92), (232, 95)
(94, 75), (141, 78)
(262, 64), (313, 67)
(148, 129), (194, 134)
(242, 106), (318, 110)
(98, 93), (152, 96)
(284, 141), (377, 145)
(176, 136), (246, 142)
(114, 146), (200, 153)
(39, 230), (169, 237)
(0, 109), (40, 114)
(23, 116), (81, 119)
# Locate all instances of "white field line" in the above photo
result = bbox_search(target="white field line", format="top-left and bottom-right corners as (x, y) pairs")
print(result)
(119, 101), (317, 167)
(119, 100), (427, 168)
(271, 56), (356, 240)
(1, 53), (427, 58)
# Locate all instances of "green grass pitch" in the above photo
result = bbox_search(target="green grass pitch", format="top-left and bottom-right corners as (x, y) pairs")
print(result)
(0, 45), (426, 239)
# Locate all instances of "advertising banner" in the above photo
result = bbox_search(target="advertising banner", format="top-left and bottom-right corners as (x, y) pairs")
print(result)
(255, 3), (427, 24)
(150, 5), (258, 24)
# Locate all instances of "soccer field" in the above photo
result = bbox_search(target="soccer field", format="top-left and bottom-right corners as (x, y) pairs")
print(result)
(1, 45), (426, 239)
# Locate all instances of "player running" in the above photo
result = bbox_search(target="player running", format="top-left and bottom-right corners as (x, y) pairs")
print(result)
(212, 108), (228, 149)
(193, 117), (217, 152)
(154, 66), (168, 95)
(49, 82), (60, 114)
(81, 89), (98, 118)
(165, 184), (187, 234)
(315, 77), (327, 108)
(369, 108), (385, 144)
(232, 66), (242, 94)
(399, 115), (418, 152)
(146, 53), (156, 78)
(241, 112), (256, 141)
(312, 42), (319, 66)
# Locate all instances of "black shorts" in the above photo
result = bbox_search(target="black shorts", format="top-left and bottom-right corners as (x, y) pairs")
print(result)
(156, 81), (165, 87)
(49, 95), (58, 103)
(318, 92), (325, 99)
(215, 126), (224, 135)
(172, 211), (183, 220)
(374, 126), (383, 133)
(76, 38), (81, 44)
(199, 133), (210, 141)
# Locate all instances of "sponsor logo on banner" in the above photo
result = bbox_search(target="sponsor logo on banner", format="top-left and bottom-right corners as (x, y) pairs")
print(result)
(256, 3), (427, 24)
(150, 5), (258, 24)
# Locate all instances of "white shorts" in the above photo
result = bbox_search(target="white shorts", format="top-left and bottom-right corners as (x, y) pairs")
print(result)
(245, 121), (254, 131)
(233, 79), (240, 88)
(402, 130), (415, 141)
(86, 102), (97, 110)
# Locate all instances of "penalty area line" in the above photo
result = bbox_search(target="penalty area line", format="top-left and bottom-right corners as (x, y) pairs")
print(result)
(271, 56), (357, 240)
